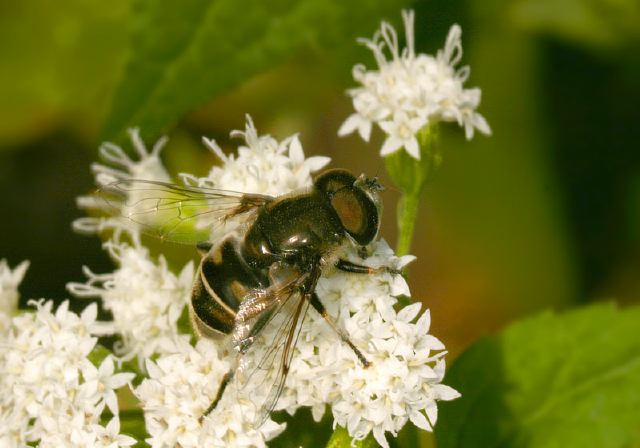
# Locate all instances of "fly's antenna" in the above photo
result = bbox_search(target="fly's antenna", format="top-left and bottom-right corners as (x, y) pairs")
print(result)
(355, 173), (385, 193)
(373, 165), (400, 194)
(372, 164), (397, 193)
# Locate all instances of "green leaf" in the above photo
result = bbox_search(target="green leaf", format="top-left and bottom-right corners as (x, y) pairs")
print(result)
(103, 0), (410, 142)
(269, 407), (332, 448)
(508, 0), (640, 51)
(435, 303), (640, 448)
(326, 427), (378, 448)
(118, 409), (148, 447)
(0, 0), (129, 146)
(87, 344), (113, 367)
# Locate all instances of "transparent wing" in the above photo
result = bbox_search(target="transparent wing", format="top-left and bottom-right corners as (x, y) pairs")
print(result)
(231, 268), (312, 426)
(97, 179), (273, 244)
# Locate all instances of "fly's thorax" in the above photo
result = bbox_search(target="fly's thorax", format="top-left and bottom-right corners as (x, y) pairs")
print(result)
(245, 192), (346, 260)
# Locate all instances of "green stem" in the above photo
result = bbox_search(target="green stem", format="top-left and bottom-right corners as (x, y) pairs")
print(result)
(396, 190), (421, 257)
(384, 124), (440, 258)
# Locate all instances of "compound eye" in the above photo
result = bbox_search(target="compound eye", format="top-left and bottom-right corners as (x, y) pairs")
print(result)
(331, 188), (378, 245)
(331, 189), (364, 236)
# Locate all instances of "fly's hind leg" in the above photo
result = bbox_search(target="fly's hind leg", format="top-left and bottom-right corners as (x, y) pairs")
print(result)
(307, 292), (370, 368)
(200, 367), (235, 422)
(199, 311), (272, 421)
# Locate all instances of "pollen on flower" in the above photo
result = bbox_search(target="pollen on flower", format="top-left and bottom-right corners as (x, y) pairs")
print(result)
(339, 9), (491, 160)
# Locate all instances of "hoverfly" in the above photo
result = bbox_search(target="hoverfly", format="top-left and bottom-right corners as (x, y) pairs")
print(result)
(100, 169), (395, 425)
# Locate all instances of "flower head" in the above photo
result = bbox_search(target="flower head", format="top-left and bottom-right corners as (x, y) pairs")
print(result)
(67, 241), (195, 368)
(134, 339), (285, 448)
(192, 114), (330, 196)
(0, 300), (134, 447)
(339, 10), (491, 159)
(177, 114), (330, 240)
(77, 116), (331, 245)
(74, 128), (172, 243)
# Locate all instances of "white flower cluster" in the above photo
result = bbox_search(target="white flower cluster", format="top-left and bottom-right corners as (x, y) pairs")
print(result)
(181, 114), (331, 240)
(0, 259), (29, 333)
(67, 242), (194, 368)
(134, 338), (285, 448)
(0, 300), (134, 447)
(73, 127), (172, 243)
(339, 10), (491, 160)
(275, 240), (459, 447)
(75, 116), (329, 245)
(191, 114), (330, 196)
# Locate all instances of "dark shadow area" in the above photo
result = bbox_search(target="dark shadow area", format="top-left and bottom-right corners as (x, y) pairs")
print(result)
(542, 39), (640, 301)
(435, 335), (513, 447)
(270, 406), (333, 448)
(0, 132), (112, 310)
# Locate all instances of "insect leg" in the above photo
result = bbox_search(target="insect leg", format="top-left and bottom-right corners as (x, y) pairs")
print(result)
(201, 367), (236, 421)
(200, 308), (275, 421)
(335, 259), (402, 276)
(307, 292), (370, 368)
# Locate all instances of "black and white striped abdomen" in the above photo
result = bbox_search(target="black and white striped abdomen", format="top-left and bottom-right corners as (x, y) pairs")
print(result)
(190, 236), (267, 338)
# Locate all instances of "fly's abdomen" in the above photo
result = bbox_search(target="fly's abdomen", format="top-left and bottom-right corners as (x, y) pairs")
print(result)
(191, 236), (267, 338)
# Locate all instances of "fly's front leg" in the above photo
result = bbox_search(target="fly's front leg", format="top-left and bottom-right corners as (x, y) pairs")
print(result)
(335, 259), (403, 276)
(307, 292), (370, 368)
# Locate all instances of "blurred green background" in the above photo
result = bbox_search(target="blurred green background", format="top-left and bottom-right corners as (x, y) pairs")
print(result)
(1, 0), (639, 365)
